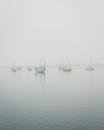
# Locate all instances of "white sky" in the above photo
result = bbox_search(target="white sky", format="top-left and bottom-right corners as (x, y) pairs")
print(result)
(0, 0), (104, 66)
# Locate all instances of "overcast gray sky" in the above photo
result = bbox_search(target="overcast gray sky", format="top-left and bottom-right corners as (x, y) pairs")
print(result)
(0, 0), (104, 66)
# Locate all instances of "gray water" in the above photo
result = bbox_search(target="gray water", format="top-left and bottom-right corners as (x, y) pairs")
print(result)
(0, 67), (104, 130)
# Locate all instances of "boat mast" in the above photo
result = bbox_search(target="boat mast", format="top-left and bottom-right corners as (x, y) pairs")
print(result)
(90, 57), (92, 68)
(69, 58), (70, 67)
(43, 57), (45, 68)
(66, 57), (67, 67)
(40, 58), (42, 67)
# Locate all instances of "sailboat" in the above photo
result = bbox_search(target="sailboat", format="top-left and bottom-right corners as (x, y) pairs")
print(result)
(11, 60), (17, 72)
(35, 58), (46, 73)
(11, 67), (17, 72)
(86, 57), (95, 71)
(62, 58), (72, 72)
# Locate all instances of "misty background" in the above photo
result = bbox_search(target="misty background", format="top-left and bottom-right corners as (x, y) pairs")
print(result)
(0, 0), (104, 66)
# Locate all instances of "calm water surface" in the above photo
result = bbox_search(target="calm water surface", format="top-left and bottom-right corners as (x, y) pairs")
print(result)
(0, 67), (104, 130)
